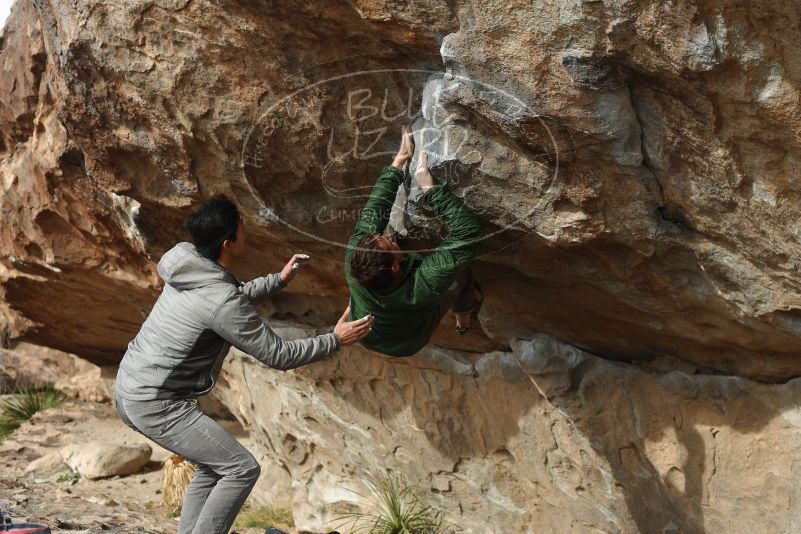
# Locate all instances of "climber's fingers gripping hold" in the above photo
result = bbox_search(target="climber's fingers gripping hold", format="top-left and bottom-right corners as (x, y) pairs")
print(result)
(414, 151), (435, 190)
(392, 124), (415, 168)
(399, 124), (415, 159)
(334, 306), (375, 346)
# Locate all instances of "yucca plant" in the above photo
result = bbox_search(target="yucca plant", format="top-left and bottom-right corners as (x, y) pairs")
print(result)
(0, 387), (65, 438)
(335, 469), (443, 534)
(0, 418), (14, 439)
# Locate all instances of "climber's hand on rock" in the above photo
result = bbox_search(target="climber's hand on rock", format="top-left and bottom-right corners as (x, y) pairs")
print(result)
(414, 151), (435, 190)
(279, 253), (310, 285)
(334, 306), (374, 346)
(391, 124), (415, 168)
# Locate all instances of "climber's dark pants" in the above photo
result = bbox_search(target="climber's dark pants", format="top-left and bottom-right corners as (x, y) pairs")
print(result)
(436, 267), (478, 323)
(114, 389), (259, 534)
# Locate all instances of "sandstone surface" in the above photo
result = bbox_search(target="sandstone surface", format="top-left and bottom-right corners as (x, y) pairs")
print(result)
(210, 325), (801, 533)
(3, 0), (801, 532)
(61, 440), (152, 479)
(1, 0), (800, 379)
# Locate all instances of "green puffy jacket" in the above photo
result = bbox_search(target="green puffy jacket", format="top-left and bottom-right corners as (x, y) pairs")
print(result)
(345, 166), (482, 356)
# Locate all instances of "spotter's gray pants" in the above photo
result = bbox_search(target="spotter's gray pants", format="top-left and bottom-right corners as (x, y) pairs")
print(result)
(115, 388), (259, 534)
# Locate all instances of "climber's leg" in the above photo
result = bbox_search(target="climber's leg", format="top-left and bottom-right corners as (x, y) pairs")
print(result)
(451, 267), (478, 316)
(437, 267), (479, 331)
(453, 268), (482, 333)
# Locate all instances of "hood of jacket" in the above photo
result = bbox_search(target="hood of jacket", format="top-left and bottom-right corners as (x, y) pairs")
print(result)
(157, 242), (237, 290)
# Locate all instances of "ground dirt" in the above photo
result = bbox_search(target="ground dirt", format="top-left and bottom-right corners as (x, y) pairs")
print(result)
(0, 397), (291, 533)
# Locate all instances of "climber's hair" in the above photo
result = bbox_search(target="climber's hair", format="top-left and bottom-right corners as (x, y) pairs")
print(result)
(186, 195), (241, 262)
(349, 234), (395, 290)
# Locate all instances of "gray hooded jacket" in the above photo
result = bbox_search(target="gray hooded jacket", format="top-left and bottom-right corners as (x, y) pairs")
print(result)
(115, 242), (340, 401)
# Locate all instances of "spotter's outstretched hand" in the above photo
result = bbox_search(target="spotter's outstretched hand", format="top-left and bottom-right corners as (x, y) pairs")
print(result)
(279, 253), (310, 285)
(334, 306), (374, 346)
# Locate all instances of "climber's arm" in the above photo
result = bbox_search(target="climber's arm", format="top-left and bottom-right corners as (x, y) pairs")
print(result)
(344, 125), (414, 263)
(240, 273), (286, 301)
(414, 185), (483, 301)
(344, 166), (404, 262)
(240, 254), (311, 302)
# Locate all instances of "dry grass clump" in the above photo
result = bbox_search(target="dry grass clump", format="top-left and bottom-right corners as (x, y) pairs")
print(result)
(161, 454), (197, 511)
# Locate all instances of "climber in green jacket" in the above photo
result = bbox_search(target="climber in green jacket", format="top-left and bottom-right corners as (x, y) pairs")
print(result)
(345, 125), (484, 357)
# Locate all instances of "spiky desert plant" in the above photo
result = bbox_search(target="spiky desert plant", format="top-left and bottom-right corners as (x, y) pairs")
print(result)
(335, 469), (443, 534)
(161, 454), (197, 511)
(0, 387), (64, 438)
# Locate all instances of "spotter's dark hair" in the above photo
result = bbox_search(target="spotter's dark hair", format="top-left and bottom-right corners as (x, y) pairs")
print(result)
(349, 234), (395, 290)
(186, 195), (240, 262)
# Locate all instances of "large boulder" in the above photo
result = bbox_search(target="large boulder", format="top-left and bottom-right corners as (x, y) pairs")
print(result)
(1, 0), (800, 380)
(215, 328), (801, 533)
(2, 342), (114, 402)
(3, 0), (801, 532)
(61, 441), (152, 479)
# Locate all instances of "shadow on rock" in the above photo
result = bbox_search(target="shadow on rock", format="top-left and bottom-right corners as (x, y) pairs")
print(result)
(512, 335), (801, 534)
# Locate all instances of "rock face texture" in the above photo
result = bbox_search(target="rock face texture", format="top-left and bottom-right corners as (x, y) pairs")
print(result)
(214, 330), (801, 533)
(2, 0), (801, 379)
(2, 342), (116, 401)
(2, 0), (801, 531)
(0, 0), (158, 362)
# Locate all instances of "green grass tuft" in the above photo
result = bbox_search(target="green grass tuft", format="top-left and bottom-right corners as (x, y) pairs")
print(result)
(56, 469), (81, 483)
(233, 504), (295, 529)
(335, 469), (443, 534)
(0, 388), (65, 440)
